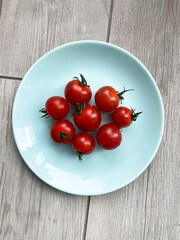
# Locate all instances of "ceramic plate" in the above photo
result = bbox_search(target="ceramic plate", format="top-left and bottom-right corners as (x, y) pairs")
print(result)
(12, 41), (164, 195)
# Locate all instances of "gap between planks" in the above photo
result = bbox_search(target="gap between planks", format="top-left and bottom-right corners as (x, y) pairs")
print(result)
(142, 167), (150, 240)
(106, 0), (114, 42)
(0, 0), (3, 19)
(0, 75), (22, 81)
(82, 197), (91, 240)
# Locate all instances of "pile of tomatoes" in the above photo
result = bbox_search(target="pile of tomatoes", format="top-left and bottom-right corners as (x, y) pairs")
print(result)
(40, 74), (142, 161)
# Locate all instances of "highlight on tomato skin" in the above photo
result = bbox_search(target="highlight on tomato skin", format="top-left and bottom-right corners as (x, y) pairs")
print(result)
(40, 76), (139, 158)
(64, 74), (92, 105)
(95, 86), (133, 112)
(73, 104), (101, 132)
(71, 133), (95, 161)
(96, 123), (122, 150)
(50, 120), (76, 144)
(112, 107), (143, 128)
(39, 96), (69, 120)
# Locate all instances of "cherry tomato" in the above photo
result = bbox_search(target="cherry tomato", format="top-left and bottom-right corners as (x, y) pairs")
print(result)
(96, 123), (122, 150)
(50, 120), (75, 144)
(40, 96), (69, 120)
(95, 86), (133, 112)
(112, 107), (142, 128)
(72, 133), (95, 161)
(65, 74), (92, 105)
(74, 104), (101, 132)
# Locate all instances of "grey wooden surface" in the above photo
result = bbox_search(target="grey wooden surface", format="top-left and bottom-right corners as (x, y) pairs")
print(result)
(0, 0), (179, 239)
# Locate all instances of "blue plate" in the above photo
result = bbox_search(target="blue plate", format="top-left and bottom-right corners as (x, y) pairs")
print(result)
(12, 41), (164, 195)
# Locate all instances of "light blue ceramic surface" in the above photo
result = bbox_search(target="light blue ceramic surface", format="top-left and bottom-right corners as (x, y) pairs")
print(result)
(12, 41), (164, 195)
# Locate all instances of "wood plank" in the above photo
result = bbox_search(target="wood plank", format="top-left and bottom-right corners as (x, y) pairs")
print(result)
(86, 173), (149, 240)
(86, 0), (180, 239)
(0, 0), (111, 78)
(0, 78), (88, 240)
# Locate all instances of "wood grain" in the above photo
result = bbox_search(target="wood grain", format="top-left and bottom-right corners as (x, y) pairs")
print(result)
(86, 0), (180, 239)
(0, 0), (110, 78)
(0, 0), (180, 239)
(0, 78), (88, 240)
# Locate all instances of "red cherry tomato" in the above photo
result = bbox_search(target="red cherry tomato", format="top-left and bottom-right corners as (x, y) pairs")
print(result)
(95, 86), (119, 112)
(50, 120), (75, 144)
(74, 104), (101, 132)
(65, 74), (92, 105)
(95, 86), (133, 112)
(72, 133), (95, 161)
(112, 107), (142, 128)
(40, 96), (69, 120)
(96, 123), (122, 150)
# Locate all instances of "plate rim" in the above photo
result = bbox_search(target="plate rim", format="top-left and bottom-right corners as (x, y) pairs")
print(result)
(12, 40), (164, 196)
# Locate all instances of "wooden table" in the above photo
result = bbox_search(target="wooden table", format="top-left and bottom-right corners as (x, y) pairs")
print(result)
(0, 0), (179, 239)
